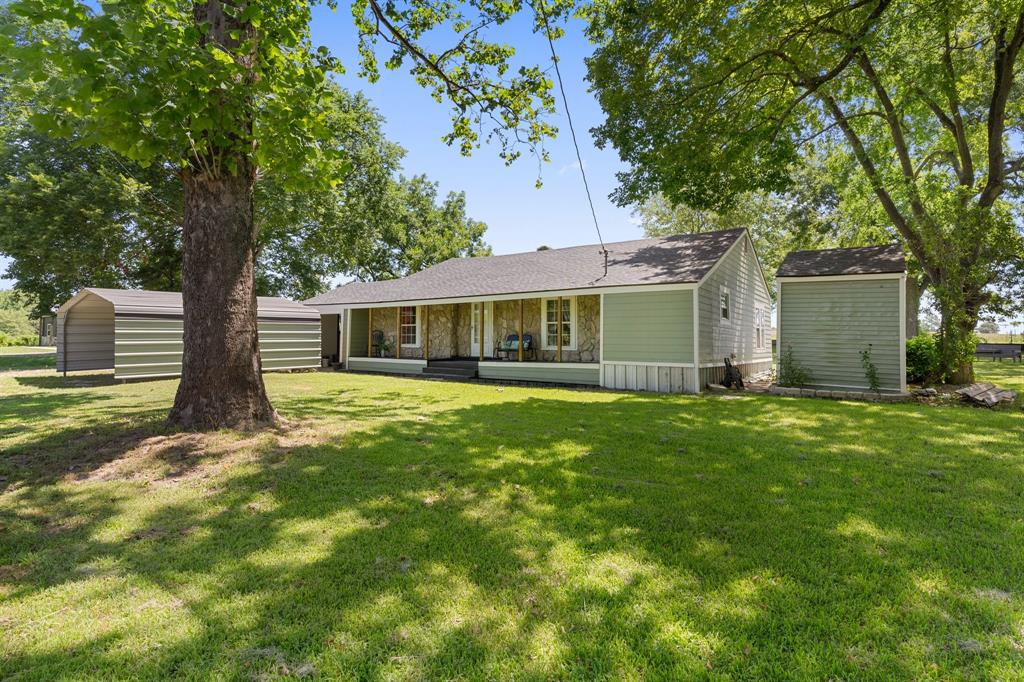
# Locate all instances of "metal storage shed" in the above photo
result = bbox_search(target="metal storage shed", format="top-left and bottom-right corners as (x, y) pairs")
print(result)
(56, 288), (320, 380)
(776, 245), (907, 394)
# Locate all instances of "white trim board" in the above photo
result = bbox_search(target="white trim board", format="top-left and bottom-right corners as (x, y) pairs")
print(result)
(308, 282), (699, 312)
(598, 293), (605, 385)
(898, 272), (908, 393)
(478, 361), (599, 369)
(776, 273), (905, 283)
(691, 287), (701, 392)
(349, 357), (427, 365)
(603, 361), (695, 368)
(775, 278), (783, 356)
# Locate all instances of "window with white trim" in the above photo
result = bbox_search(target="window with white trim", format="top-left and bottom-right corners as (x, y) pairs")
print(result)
(541, 297), (576, 350)
(719, 286), (731, 322)
(754, 306), (766, 350)
(400, 306), (419, 347)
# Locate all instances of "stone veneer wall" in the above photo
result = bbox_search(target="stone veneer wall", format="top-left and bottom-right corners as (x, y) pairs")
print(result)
(455, 303), (472, 357)
(491, 295), (599, 362)
(492, 298), (539, 358)
(368, 306), (398, 358)
(370, 295), (599, 361)
(423, 304), (456, 360)
(364, 304), (459, 360)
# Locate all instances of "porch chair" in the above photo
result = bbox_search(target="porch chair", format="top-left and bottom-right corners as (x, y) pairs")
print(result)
(371, 329), (385, 357)
(494, 333), (535, 360)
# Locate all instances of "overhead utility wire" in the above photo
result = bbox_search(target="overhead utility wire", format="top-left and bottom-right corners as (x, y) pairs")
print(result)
(534, 0), (608, 271)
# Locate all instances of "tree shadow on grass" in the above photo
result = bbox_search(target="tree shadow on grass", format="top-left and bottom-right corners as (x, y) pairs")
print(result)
(2, 389), (1023, 678)
(14, 371), (116, 390)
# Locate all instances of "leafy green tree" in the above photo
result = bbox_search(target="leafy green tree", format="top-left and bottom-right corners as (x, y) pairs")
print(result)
(977, 320), (1000, 335)
(349, 175), (491, 281)
(3, 0), (544, 427)
(635, 149), (929, 333)
(0, 82), (486, 309)
(587, 0), (1024, 382)
(0, 290), (37, 338)
(252, 86), (405, 299)
(0, 127), (183, 317)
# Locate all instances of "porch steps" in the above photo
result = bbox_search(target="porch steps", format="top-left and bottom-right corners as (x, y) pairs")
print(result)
(421, 360), (478, 380)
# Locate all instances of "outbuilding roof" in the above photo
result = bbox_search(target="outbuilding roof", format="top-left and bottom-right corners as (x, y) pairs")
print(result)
(306, 228), (747, 306)
(776, 244), (906, 278)
(58, 288), (318, 320)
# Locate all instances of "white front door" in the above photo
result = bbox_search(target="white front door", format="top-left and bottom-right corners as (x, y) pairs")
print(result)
(470, 302), (493, 357)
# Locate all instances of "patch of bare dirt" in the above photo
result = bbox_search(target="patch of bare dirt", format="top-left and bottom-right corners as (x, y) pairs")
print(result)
(71, 421), (324, 486)
(0, 563), (31, 582)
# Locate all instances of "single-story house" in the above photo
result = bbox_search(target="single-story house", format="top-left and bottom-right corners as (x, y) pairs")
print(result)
(776, 245), (907, 394)
(306, 228), (773, 393)
(56, 288), (320, 380)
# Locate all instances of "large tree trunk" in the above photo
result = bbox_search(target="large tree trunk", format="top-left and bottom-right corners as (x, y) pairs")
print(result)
(168, 161), (276, 430)
(948, 318), (977, 385)
(937, 286), (982, 386)
(905, 276), (923, 339)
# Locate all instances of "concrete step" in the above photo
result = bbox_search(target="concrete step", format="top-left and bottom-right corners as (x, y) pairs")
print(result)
(427, 360), (479, 370)
(422, 366), (478, 378)
(419, 368), (475, 378)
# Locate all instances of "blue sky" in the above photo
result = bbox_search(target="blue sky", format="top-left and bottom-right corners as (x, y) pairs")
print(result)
(0, 10), (631, 290)
(310, 7), (637, 255)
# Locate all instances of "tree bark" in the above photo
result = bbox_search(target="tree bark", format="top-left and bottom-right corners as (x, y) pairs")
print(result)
(937, 286), (982, 385)
(948, 316), (977, 385)
(168, 160), (276, 430)
(905, 276), (923, 339)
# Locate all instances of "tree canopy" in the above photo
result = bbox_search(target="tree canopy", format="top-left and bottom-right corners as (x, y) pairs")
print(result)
(635, 150), (898, 292)
(2, 0), (566, 428)
(587, 0), (1024, 380)
(0, 84), (490, 315)
(348, 175), (491, 282)
(0, 289), (37, 338)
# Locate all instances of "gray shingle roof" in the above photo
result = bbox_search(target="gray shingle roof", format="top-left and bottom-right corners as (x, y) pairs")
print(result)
(306, 229), (746, 306)
(776, 245), (905, 278)
(67, 288), (318, 319)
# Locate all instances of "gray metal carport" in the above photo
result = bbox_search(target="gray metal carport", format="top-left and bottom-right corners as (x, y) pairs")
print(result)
(57, 288), (321, 380)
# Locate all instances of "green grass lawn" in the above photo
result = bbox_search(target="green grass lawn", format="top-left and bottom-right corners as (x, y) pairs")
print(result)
(975, 360), (1024, 392)
(1, 366), (1023, 680)
(0, 346), (56, 372)
(0, 345), (55, 355)
(977, 334), (1022, 345)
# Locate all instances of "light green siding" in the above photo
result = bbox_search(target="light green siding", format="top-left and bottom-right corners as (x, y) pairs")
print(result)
(697, 234), (773, 364)
(602, 290), (694, 363)
(348, 309), (369, 359)
(348, 358), (425, 374)
(779, 278), (903, 392)
(478, 363), (600, 385)
(114, 317), (320, 379)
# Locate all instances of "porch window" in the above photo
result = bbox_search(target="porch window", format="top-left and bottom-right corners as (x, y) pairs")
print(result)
(720, 286), (731, 322)
(400, 306), (419, 347)
(541, 297), (576, 350)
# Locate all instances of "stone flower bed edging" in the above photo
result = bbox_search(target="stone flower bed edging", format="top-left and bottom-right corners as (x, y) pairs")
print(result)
(768, 385), (910, 402)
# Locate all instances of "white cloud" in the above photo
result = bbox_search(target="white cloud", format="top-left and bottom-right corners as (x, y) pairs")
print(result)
(558, 159), (587, 176)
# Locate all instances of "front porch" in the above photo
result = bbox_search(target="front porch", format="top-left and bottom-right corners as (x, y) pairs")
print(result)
(343, 295), (601, 385)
